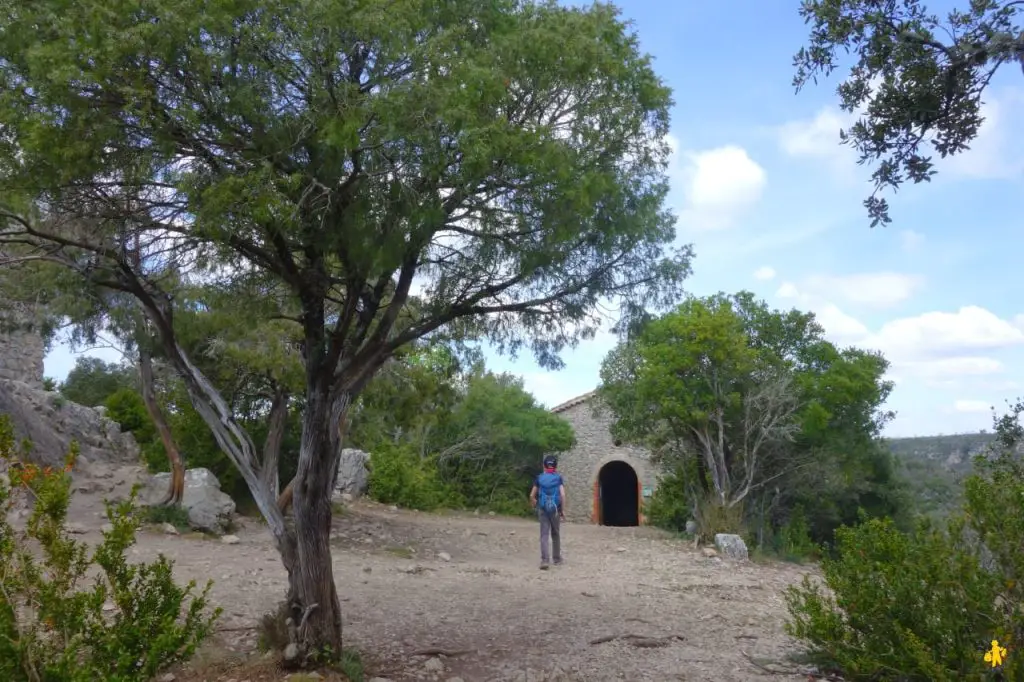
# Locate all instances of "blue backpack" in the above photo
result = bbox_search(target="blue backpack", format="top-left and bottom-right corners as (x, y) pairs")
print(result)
(536, 471), (562, 514)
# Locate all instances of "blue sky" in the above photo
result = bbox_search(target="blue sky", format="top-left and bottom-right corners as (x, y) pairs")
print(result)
(43, 0), (1024, 438)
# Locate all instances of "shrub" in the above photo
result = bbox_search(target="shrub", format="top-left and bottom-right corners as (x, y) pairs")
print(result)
(784, 400), (1024, 680)
(784, 515), (1008, 680)
(693, 495), (745, 542)
(0, 414), (221, 682)
(140, 503), (192, 531)
(645, 467), (693, 533)
(367, 442), (449, 511)
(771, 505), (818, 562)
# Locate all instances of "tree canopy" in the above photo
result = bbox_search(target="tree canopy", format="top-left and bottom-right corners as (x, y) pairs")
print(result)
(793, 0), (1023, 225)
(0, 0), (689, 655)
(598, 291), (907, 546)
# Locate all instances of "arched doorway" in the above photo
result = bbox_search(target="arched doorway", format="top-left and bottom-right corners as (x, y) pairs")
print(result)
(598, 460), (639, 527)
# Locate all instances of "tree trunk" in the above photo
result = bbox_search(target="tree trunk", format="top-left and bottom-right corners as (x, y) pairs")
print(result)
(138, 341), (185, 506)
(277, 410), (348, 514)
(286, 387), (350, 658)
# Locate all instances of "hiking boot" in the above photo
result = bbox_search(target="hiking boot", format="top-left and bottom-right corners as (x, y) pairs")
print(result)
(539, 562), (550, 570)
(553, 558), (563, 566)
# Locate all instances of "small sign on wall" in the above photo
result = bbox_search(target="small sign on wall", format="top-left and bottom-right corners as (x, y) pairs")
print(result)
(641, 486), (653, 498)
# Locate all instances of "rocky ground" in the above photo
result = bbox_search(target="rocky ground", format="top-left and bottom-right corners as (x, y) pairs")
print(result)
(61, 462), (819, 682)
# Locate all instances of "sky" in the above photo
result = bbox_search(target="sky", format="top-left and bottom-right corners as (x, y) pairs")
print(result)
(42, 0), (1024, 438)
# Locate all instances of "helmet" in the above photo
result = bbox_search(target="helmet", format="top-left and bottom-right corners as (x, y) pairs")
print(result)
(543, 456), (558, 469)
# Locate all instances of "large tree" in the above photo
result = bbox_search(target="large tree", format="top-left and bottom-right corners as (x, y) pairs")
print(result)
(599, 292), (903, 543)
(793, 0), (1023, 225)
(0, 0), (689, 657)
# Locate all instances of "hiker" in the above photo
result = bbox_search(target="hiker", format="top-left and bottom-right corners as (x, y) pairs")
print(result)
(530, 455), (566, 570)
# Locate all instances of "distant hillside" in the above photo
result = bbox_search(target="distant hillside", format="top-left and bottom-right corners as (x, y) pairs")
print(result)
(885, 432), (995, 520)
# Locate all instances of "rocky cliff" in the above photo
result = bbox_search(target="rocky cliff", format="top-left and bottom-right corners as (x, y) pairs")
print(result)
(0, 312), (139, 468)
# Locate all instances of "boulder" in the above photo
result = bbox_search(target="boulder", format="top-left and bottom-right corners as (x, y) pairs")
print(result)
(333, 448), (370, 500)
(0, 379), (140, 469)
(684, 519), (697, 535)
(146, 467), (236, 535)
(714, 533), (749, 561)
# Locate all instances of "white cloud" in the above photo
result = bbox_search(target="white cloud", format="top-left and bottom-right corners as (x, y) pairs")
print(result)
(900, 229), (925, 253)
(942, 88), (1024, 180)
(753, 266), (776, 281)
(779, 88), (1024, 183)
(773, 280), (1022, 386)
(811, 303), (870, 342)
(779, 272), (924, 310)
(953, 399), (992, 414)
(901, 356), (1004, 379)
(776, 281), (799, 299)
(777, 107), (856, 165)
(804, 272), (925, 309)
(668, 136), (766, 231)
(865, 306), (1024, 362)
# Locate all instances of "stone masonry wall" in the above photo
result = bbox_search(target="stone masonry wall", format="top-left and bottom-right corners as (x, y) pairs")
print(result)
(0, 297), (139, 467)
(551, 393), (662, 524)
(0, 305), (45, 389)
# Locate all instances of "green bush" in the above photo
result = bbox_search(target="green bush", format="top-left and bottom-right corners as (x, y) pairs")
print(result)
(645, 467), (693, 533)
(784, 400), (1024, 680)
(785, 515), (1007, 680)
(771, 505), (818, 562)
(693, 495), (745, 542)
(367, 442), (450, 511)
(0, 415), (220, 682)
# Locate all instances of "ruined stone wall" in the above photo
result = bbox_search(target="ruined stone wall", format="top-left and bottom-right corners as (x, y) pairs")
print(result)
(0, 293), (139, 467)
(550, 393), (662, 523)
(0, 306), (45, 388)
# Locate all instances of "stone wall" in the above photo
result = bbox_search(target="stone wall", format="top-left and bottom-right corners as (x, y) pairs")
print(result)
(0, 298), (139, 467)
(550, 392), (662, 524)
(0, 304), (45, 389)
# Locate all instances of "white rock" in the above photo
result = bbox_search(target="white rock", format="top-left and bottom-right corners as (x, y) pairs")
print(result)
(437, 551), (452, 562)
(221, 534), (240, 545)
(101, 523), (114, 533)
(424, 657), (445, 672)
(714, 533), (749, 561)
(161, 522), (179, 536)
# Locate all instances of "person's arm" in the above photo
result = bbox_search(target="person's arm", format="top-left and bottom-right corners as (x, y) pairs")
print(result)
(559, 483), (567, 517)
(529, 483), (538, 508)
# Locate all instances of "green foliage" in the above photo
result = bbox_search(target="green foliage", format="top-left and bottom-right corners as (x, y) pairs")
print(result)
(367, 442), (450, 512)
(693, 496), (746, 542)
(354, 355), (574, 516)
(59, 357), (136, 408)
(770, 505), (818, 562)
(599, 290), (908, 549)
(785, 400), (1024, 680)
(645, 466), (694, 533)
(104, 388), (157, 443)
(139, 504), (191, 531)
(793, 0), (1024, 226)
(0, 415), (220, 682)
(888, 432), (991, 522)
(785, 516), (1005, 680)
(42, 376), (56, 391)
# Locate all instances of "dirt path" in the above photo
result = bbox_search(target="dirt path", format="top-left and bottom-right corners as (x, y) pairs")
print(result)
(63, 471), (816, 681)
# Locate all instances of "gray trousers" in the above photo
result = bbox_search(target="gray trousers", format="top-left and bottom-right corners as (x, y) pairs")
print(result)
(538, 508), (561, 563)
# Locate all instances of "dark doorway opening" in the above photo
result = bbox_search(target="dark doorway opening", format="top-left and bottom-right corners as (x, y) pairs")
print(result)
(598, 460), (639, 527)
